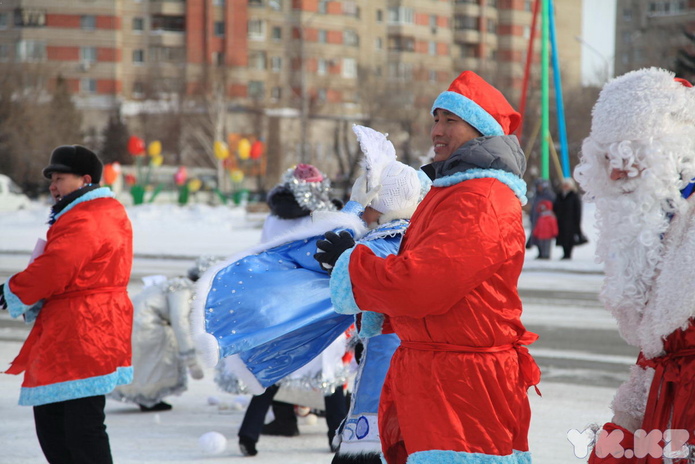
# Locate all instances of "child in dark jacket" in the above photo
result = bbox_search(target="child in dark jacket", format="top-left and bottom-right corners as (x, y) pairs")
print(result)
(532, 199), (558, 260)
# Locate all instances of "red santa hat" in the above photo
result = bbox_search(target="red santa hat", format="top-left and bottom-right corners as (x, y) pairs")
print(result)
(431, 71), (521, 136)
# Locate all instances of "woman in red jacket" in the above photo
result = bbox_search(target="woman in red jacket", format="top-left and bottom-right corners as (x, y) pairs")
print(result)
(1, 145), (133, 464)
(317, 71), (540, 464)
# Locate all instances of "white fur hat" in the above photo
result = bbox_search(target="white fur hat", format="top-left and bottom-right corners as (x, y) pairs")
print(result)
(370, 160), (421, 222)
(590, 67), (695, 144)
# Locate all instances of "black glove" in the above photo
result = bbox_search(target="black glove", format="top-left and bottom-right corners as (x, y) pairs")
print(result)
(314, 231), (355, 274)
(0, 284), (7, 310)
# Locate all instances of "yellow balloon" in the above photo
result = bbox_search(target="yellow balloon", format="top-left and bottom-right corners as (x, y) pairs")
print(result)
(147, 140), (162, 157)
(230, 169), (244, 183)
(188, 178), (202, 193)
(237, 138), (251, 160)
(150, 154), (164, 167)
(214, 140), (229, 160)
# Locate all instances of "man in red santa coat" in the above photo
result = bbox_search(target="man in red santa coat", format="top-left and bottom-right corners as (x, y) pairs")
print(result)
(315, 71), (541, 464)
(575, 68), (695, 464)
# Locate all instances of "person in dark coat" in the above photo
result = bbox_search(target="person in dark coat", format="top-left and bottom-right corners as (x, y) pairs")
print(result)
(553, 178), (584, 260)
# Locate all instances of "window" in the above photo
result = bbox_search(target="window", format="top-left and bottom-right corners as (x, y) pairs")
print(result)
(132, 17), (144, 31)
(454, 15), (478, 31)
(317, 58), (327, 75)
(376, 9), (383, 22)
(388, 35), (415, 52)
(212, 52), (225, 66)
(213, 0), (225, 5)
(133, 81), (145, 97)
(388, 7), (414, 25)
(271, 26), (282, 40)
(428, 41), (436, 55)
(0, 44), (10, 61)
(80, 78), (97, 93)
(375, 37), (383, 50)
(318, 30), (327, 43)
(0, 13), (8, 29)
(270, 56), (282, 72)
(149, 46), (185, 61)
(622, 8), (633, 20)
(429, 15), (437, 31)
(271, 86), (282, 100)
(249, 51), (266, 70)
(16, 40), (46, 61)
(342, 57), (356, 78)
(344, 30), (359, 46)
(459, 43), (477, 58)
(248, 19), (265, 40)
(248, 81), (264, 99)
(429, 70), (437, 82)
(81, 15), (96, 30)
(133, 49), (144, 63)
(81, 46), (97, 63)
(317, 88), (326, 102)
(151, 15), (185, 32)
(487, 19), (496, 34)
(249, 0), (263, 5)
(14, 8), (46, 27)
(214, 21), (224, 36)
(270, 0), (282, 10)
(318, 0), (327, 14)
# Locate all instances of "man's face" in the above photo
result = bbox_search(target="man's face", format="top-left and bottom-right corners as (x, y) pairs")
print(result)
(49, 172), (89, 203)
(430, 109), (482, 162)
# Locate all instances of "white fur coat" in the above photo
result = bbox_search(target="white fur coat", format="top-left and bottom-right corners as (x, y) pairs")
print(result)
(612, 198), (695, 430)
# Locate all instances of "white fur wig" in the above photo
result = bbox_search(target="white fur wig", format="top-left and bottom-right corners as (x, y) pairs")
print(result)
(574, 67), (695, 348)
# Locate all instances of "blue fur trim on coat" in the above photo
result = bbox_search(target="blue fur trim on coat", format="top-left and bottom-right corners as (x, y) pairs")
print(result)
(52, 187), (115, 224)
(407, 450), (531, 464)
(431, 91), (505, 137)
(18, 366), (134, 406)
(432, 169), (528, 206)
(341, 200), (365, 216)
(5, 275), (43, 321)
(359, 311), (384, 338)
(330, 247), (361, 315)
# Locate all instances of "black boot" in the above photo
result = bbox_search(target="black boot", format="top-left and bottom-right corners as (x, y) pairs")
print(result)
(261, 420), (299, 437)
(239, 436), (258, 456)
(138, 401), (172, 412)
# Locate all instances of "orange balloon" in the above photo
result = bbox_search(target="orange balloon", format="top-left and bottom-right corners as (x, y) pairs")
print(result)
(103, 164), (118, 185)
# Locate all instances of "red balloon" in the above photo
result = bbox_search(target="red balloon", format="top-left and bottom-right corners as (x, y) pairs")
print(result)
(174, 166), (187, 186)
(250, 140), (264, 160)
(128, 136), (146, 156)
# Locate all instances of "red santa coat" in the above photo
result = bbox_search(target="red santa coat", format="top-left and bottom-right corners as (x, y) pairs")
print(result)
(341, 177), (539, 463)
(3, 188), (134, 406)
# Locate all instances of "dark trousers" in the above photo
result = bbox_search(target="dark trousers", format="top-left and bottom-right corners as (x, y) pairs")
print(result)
(33, 395), (112, 464)
(238, 384), (347, 443)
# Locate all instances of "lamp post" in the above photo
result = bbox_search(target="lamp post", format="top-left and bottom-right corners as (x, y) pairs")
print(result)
(574, 35), (612, 86)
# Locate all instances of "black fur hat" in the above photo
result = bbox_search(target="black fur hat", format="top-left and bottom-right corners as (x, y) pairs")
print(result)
(42, 145), (103, 183)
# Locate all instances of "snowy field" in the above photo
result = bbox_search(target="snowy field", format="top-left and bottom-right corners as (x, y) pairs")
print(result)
(0, 200), (615, 463)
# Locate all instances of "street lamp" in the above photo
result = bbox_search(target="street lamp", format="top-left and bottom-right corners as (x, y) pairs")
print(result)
(574, 35), (613, 86)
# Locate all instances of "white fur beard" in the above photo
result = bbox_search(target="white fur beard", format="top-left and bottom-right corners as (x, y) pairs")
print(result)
(593, 193), (669, 346)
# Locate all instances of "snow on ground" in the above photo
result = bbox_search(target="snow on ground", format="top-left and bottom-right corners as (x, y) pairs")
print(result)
(0, 200), (613, 463)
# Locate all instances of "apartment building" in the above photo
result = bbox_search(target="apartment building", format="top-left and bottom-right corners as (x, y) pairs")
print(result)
(614, 0), (695, 78)
(0, 0), (580, 173)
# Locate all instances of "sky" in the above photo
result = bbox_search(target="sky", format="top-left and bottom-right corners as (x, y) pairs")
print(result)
(0, 200), (616, 463)
(581, 0), (617, 86)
